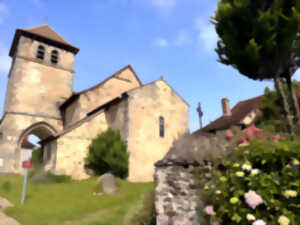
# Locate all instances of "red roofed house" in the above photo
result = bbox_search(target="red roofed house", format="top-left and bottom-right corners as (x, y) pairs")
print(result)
(193, 95), (263, 135)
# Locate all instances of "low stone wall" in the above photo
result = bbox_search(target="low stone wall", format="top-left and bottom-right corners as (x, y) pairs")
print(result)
(154, 133), (231, 225)
(155, 164), (201, 225)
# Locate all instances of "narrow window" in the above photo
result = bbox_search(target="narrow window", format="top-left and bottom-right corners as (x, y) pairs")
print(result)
(51, 50), (59, 64)
(159, 116), (164, 137)
(36, 45), (45, 60)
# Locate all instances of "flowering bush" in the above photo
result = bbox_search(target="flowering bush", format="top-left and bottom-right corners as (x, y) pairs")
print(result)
(197, 137), (300, 225)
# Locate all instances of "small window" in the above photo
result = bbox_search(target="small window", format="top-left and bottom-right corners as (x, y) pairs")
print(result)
(159, 116), (164, 137)
(51, 50), (59, 64)
(36, 45), (45, 60)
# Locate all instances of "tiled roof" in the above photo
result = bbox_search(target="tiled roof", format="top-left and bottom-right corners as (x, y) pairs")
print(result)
(24, 25), (72, 46)
(9, 25), (79, 57)
(193, 95), (263, 135)
(59, 65), (142, 110)
(22, 136), (35, 149)
(41, 93), (128, 144)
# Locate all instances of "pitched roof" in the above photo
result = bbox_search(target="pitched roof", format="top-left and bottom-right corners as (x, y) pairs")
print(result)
(41, 93), (128, 144)
(21, 136), (35, 149)
(9, 25), (79, 57)
(59, 65), (142, 110)
(193, 95), (263, 135)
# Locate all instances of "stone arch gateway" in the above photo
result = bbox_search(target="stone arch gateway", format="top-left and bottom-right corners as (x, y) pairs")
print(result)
(15, 122), (58, 171)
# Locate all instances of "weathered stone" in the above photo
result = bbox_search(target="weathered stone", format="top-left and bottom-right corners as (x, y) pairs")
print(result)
(30, 171), (52, 183)
(100, 173), (116, 194)
(0, 197), (13, 211)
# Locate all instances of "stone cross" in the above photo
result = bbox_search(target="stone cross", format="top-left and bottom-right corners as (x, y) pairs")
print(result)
(196, 102), (203, 129)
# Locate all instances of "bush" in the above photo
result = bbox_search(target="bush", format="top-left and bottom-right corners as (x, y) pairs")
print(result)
(84, 128), (129, 179)
(196, 139), (300, 225)
(31, 147), (43, 165)
(2, 181), (12, 192)
(46, 172), (72, 183)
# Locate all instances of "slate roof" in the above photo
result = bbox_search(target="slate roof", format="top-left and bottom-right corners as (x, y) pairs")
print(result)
(9, 25), (79, 57)
(59, 65), (142, 111)
(193, 95), (263, 135)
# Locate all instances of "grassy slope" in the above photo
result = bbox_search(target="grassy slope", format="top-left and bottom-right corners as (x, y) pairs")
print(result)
(0, 174), (153, 225)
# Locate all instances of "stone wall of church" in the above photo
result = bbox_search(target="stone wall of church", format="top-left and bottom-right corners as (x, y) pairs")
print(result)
(63, 68), (141, 127)
(126, 80), (189, 182)
(46, 110), (110, 179)
(0, 113), (62, 173)
(3, 36), (74, 119)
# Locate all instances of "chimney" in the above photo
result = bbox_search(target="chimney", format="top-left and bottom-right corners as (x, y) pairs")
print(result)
(221, 98), (231, 116)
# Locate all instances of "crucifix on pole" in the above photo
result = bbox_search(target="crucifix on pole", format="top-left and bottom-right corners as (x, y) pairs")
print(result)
(196, 102), (203, 129)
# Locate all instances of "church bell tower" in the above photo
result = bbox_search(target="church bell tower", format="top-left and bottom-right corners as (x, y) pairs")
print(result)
(0, 25), (79, 173)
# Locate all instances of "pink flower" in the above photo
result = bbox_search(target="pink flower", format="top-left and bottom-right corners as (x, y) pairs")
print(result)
(252, 219), (266, 225)
(212, 222), (220, 225)
(226, 130), (234, 139)
(241, 138), (249, 145)
(242, 124), (262, 139)
(244, 190), (264, 209)
(204, 205), (214, 215)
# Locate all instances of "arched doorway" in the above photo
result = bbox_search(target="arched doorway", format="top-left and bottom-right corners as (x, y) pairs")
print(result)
(15, 122), (57, 172)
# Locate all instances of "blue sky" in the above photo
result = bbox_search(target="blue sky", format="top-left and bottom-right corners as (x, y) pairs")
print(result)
(0, 0), (300, 139)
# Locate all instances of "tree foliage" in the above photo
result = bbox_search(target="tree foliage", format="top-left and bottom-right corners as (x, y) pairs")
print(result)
(84, 128), (129, 179)
(212, 0), (300, 138)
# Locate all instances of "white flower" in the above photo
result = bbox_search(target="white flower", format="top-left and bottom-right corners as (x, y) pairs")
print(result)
(250, 169), (260, 176)
(242, 163), (252, 171)
(247, 214), (256, 221)
(278, 215), (290, 225)
(216, 190), (221, 194)
(252, 219), (266, 225)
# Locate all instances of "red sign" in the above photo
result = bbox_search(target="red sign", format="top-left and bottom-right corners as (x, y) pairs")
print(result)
(297, 92), (300, 99)
(22, 161), (33, 169)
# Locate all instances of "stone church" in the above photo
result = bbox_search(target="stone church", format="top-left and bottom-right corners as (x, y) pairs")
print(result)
(0, 25), (189, 182)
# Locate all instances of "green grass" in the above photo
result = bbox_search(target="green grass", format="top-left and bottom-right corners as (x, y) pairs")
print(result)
(0, 174), (154, 225)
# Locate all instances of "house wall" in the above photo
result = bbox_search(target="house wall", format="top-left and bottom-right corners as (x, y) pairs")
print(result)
(241, 110), (257, 125)
(63, 68), (141, 126)
(126, 80), (189, 182)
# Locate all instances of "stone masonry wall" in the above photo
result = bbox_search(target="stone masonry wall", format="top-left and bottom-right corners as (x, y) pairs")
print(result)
(155, 165), (200, 225)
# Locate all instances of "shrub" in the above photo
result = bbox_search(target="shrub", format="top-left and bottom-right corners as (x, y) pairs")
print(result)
(196, 139), (300, 225)
(31, 147), (43, 165)
(46, 172), (72, 183)
(1, 181), (12, 192)
(84, 128), (129, 179)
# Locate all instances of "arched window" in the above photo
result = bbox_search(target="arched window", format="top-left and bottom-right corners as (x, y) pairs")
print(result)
(51, 50), (59, 64)
(159, 116), (164, 137)
(36, 45), (45, 60)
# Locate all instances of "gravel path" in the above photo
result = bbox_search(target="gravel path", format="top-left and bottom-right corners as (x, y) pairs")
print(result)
(0, 197), (21, 225)
(0, 211), (21, 225)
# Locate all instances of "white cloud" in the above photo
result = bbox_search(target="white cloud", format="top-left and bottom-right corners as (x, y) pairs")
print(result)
(154, 38), (169, 47)
(0, 43), (11, 75)
(152, 0), (176, 8)
(174, 30), (191, 46)
(0, 2), (8, 24)
(195, 17), (219, 52)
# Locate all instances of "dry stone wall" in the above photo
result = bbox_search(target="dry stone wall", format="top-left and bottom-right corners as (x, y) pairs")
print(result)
(154, 133), (232, 225)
